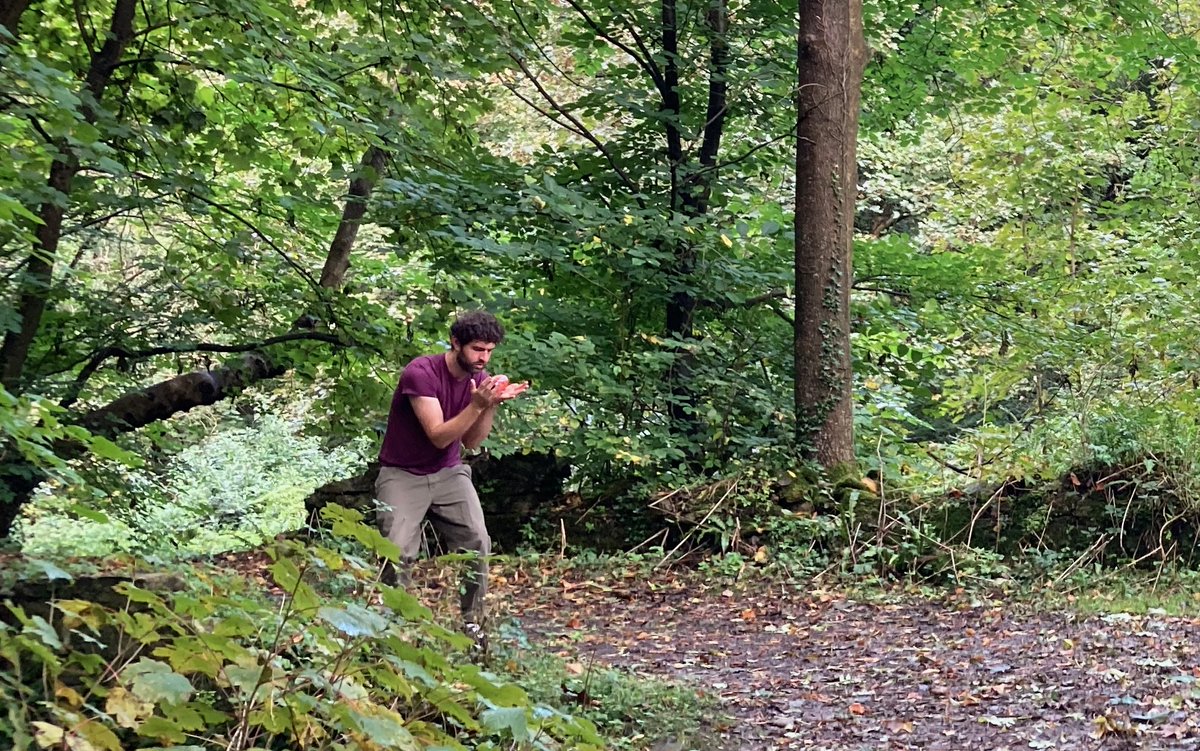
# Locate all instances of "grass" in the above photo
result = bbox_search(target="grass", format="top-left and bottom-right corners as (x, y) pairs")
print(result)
(1029, 566), (1200, 617)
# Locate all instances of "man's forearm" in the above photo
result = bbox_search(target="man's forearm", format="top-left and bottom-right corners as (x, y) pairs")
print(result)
(463, 406), (497, 450)
(427, 402), (486, 449)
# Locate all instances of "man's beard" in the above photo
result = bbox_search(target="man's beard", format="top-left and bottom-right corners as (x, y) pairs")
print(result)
(455, 350), (482, 373)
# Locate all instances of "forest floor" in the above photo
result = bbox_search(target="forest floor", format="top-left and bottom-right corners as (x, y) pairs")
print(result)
(476, 562), (1200, 751)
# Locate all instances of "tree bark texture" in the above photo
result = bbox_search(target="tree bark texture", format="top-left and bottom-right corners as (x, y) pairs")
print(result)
(793, 0), (867, 467)
(0, 0), (31, 39)
(0, 0), (138, 390)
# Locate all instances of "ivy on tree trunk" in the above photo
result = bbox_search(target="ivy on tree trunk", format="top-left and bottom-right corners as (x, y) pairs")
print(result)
(793, 0), (867, 468)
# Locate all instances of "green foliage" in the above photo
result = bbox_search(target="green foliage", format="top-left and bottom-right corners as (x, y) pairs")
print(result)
(0, 505), (605, 750)
(20, 410), (367, 559)
(7, 0), (1200, 582)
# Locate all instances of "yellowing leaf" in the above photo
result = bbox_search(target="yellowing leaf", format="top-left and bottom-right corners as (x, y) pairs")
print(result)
(720, 233), (733, 247)
(32, 722), (64, 748)
(623, 214), (633, 224)
(74, 720), (122, 751)
(106, 687), (151, 728)
(753, 547), (769, 564)
(54, 682), (84, 708)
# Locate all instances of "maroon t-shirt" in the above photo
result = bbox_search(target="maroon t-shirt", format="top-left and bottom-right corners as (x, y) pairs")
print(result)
(378, 354), (486, 474)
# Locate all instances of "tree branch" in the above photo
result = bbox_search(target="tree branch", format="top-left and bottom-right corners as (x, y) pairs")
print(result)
(698, 287), (791, 310)
(180, 189), (327, 300)
(559, 0), (665, 94)
(318, 145), (385, 289)
(60, 331), (345, 408)
(504, 1), (587, 90)
(507, 56), (641, 195)
(851, 284), (912, 298)
(0, 0), (33, 41)
(74, 353), (280, 437)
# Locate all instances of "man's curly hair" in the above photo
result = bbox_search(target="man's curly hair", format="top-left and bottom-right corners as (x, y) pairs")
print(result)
(450, 310), (505, 346)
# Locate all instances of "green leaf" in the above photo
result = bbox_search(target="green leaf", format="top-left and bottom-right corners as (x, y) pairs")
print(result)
(335, 704), (419, 749)
(459, 668), (528, 706)
(74, 720), (122, 751)
(27, 558), (72, 582)
(223, 663), (275, 697)
(88, 435), (140, 464)
(24, 616), (62, 650)
(136, 716), (186, 744)
(65, 503), (110, 524)
(318, 604), (388, 638)
(269, 558), (319, 612)
(125, 658), (195, 704)
(380, 585), (432, 622)
(480, 706), (529, 742)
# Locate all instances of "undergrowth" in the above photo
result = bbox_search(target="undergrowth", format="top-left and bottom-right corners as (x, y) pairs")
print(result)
(0, 505), (607, 751)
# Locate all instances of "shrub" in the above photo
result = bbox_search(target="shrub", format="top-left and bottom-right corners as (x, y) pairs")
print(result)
(20, 415), (367, 560)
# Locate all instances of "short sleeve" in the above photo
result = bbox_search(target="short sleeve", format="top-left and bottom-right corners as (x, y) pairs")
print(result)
(399, 358), (438, 398)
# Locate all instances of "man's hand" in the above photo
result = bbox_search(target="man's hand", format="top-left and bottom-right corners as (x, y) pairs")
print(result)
(461, 376), (530, 450)
(469, 375), (527, 409)
(497, 380), (529, 401)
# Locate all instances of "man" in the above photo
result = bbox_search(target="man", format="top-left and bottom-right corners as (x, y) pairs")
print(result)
(375, 310), (527, 637)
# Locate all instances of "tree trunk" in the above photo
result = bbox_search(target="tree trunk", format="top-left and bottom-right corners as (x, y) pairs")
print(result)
(0, 0), (137, 390)
(0, 0), (31, 40)
(793, 0), (866, 468)
(318, 146), (386, 289)
(663, 0), (729, 435)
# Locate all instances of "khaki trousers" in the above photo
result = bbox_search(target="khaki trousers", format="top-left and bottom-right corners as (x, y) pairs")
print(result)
(375, 463), (490, 621)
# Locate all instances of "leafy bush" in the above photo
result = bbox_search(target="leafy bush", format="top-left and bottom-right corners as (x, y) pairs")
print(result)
(20, 414), (367, 560)
(0, 505), (605, 750)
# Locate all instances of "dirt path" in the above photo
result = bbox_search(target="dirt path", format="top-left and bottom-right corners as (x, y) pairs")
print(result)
(490, 569), (1200, 750)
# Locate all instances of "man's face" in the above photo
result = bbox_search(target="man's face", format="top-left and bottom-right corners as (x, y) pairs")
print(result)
(452, 338), (496, 374)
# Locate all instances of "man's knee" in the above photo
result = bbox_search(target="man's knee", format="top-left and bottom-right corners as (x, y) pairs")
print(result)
(460, 529), (491, 556)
